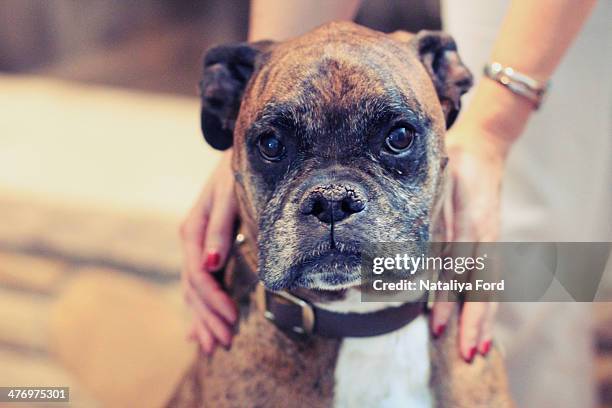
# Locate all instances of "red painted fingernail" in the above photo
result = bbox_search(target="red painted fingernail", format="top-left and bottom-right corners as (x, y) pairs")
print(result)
(205, 252), (220, 270)
(480, 340), (492, 356)
(465, 346), (477, 363)
(434, 324), (446, 338)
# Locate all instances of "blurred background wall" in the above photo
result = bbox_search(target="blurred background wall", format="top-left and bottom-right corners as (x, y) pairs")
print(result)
(0, 0), (439, 95)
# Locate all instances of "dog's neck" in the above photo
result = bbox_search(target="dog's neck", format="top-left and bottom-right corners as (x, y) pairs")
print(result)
(313, 288), (424, 313)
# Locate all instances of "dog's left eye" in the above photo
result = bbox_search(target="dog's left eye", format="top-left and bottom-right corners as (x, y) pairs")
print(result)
(258, 132), (285, 161)
(385, 126), (415, 154)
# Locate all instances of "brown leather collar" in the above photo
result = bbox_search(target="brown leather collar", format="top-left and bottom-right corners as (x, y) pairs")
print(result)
(234, 233), (427, 339)
(256, 284), (427, 338)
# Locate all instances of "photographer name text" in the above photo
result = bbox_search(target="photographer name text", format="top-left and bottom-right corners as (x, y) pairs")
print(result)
(372, 279), (505, 292)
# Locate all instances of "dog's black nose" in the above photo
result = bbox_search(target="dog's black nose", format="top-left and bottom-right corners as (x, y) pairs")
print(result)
(300, 185), (366, 224)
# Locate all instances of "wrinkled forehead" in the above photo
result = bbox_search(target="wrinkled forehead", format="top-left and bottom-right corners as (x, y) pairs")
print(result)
(242, 37), (441, 131)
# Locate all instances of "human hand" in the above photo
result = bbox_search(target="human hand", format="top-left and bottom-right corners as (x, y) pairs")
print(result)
(430, 121), (509, 362)
(180, 149), (238, 354)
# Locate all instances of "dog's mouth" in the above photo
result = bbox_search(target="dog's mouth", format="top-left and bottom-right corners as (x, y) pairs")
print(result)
(284, 241), (363, 291)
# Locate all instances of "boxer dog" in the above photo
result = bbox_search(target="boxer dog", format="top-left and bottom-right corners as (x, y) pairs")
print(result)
(169, 22), (513, 408)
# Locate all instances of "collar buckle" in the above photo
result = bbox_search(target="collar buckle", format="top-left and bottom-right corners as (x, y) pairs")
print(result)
(256, 283), (315, 336)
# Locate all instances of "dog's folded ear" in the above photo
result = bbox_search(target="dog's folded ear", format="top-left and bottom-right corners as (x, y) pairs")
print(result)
(412, 31), (473, 128)
(199, 41), (274, 150)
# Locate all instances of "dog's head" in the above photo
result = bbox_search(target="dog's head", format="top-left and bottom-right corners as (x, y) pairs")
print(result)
(199, 22), (471, 292)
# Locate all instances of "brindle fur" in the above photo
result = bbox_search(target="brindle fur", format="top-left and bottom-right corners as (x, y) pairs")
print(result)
(170, 22), (513, 407)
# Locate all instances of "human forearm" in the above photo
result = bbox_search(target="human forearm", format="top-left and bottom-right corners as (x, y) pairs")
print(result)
(490, 0), (597, 80)
(249, 0), (361, 41)
(456, 0), (597, 154)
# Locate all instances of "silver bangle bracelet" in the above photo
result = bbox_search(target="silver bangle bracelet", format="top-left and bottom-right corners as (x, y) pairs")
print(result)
(483, 62), (550, 109)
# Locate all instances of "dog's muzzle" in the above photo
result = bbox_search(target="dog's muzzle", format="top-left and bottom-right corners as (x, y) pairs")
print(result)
(236, 232), (426, 338)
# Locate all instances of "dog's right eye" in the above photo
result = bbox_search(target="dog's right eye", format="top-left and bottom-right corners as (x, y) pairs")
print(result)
(258, 132), (285, 161)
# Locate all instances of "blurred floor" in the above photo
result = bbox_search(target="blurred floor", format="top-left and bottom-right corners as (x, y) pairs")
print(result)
(0, 75), (213, 407)
(0, 196), (196, 407)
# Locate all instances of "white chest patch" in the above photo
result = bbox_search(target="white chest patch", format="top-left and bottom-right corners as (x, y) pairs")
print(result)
(332, 315), (432, 408)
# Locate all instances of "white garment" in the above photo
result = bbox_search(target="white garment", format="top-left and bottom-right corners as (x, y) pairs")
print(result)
(442, 1), (611, 407)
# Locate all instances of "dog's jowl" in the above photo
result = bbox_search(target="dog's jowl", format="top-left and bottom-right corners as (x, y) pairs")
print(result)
(169, 22), (513, 408)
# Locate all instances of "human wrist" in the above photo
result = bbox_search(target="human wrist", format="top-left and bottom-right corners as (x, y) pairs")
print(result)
(456, 78), (534, 158)
(447, 121), (509, 167)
